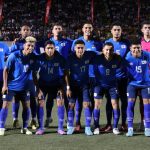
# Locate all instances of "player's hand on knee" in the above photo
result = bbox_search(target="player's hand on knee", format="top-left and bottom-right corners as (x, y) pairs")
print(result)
(57, 89), (64, 99)
(66, 89), (72, 98)
(37, 89), (43, 100)
(2, 86), (8, 95)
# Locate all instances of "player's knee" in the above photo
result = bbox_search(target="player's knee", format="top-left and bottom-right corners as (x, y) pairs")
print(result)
(22, 101), (30, 109)
(111, 101), (118, 109)
(94, 100), (101, 109)
(128, 98), (135, 102)
(83, 102), (90, 108)
(38, 100), (45, 107)
(2, 101), (10, 108)
(68, 103), (75, 109)
(57, 99), (64, 106)
(143, 99), (150, 104)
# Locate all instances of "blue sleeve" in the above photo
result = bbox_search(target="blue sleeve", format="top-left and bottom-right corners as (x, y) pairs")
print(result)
(71, 39), (77, 52)
(10, 43), (18, 53)
(3, 43), (9, 56)
(5, 54), (15, 70)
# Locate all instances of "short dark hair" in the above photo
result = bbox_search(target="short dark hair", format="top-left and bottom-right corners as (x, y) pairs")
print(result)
(44, 40), (55, 47)
(52, 23), (62, 29)
(82, 21), (93, 27)
(74, 40), (85, 46)
(103, 42), (114, 50)
(130, 38), (141, 46)
(141, 21), (150, 28)
(110, 21), (122, 29)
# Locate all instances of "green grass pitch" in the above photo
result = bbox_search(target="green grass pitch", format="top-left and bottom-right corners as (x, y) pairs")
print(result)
(0, 99), (149, 150)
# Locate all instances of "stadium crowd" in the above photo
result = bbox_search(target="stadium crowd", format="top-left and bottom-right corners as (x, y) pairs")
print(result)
(0, 0), (150, 41)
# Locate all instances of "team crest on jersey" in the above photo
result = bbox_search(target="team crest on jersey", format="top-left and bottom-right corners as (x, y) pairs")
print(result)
(0, 48), (3, 52)
(54, 63), (59, 66)
(141, 60), (147, 64)
(85, 60), (89, 64)
(61, 43), (66, 47)
(121, 45), (126, 49)
(112, 65), (117, 68)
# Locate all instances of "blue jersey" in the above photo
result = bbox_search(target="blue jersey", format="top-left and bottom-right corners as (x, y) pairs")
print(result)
(67, 51), (96, 86)
(93, 54), (124, 88)
(5, 51), (35, 91)
(71, 36), (103, 53)
(105, 38), (130, 79)
(125, 51), (150, 87)
(50, 37), (72, 59)
(35, 52), (66, 86)
(0, 42), (9, 81)
(105, 38), (130, 58)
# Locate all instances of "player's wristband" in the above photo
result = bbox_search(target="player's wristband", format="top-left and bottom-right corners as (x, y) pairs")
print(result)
(66, 86), (70, 90)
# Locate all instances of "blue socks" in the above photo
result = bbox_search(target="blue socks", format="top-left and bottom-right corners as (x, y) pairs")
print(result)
(57, 106), (64, 130)
(127, 101), (134, 128)
(84, 107), (92, 127)
(93, 108), (100, 128)
(12, 101), (20, 120)
(37, 106), (44, 129)
(68, 107), (74, 127)
(22, 108), (30, 128)
(144, 104), (150, 128)
(113, 109), (120, 128)
(0, 108), (8, 128)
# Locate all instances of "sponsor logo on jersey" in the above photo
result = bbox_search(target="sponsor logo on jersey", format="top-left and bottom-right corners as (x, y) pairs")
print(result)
(0, 48), (3, 52)
(129, 62), (133, 66)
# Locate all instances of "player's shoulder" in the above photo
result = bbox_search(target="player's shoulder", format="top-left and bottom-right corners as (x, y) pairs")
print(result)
(120, 38), (130, 46)
(67, 52), (75, 59)
(7, 51), (18, 61)
(55, 51), (65, 60)
(142, 51), (150, 59)
(85, 50), (97, 57)
(0, 41), (8, 48)
(105, 38), (112, 43)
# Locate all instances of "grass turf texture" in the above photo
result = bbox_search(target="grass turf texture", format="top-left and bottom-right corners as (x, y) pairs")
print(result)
(0, 98), (149, 150)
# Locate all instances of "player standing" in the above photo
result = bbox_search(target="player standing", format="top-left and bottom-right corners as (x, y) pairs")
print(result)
(125, 40), (150, 137)
(0, 36), (36, 135)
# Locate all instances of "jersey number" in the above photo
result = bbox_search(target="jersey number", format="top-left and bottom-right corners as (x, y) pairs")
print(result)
(106, 69), (110, 75)
(136, 66), (142, 73)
